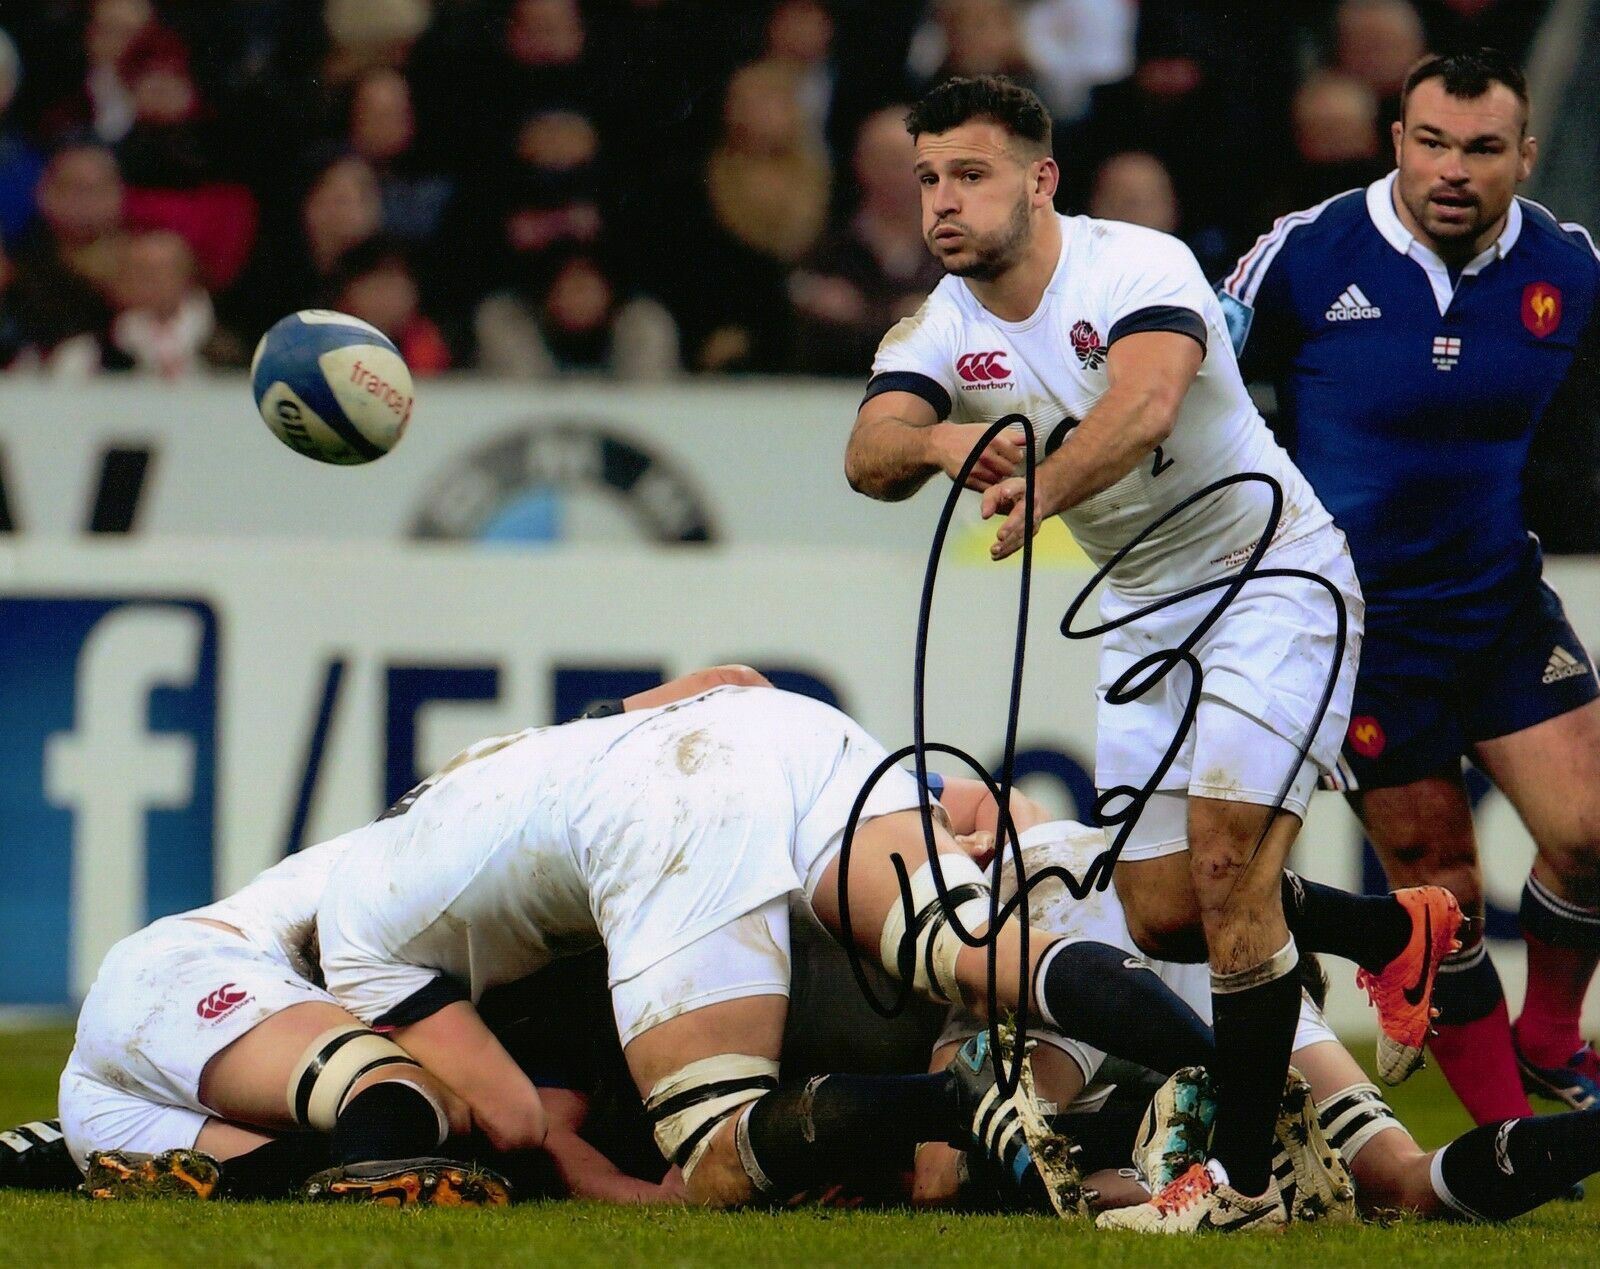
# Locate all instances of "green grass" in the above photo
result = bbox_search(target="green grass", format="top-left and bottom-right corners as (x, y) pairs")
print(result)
(1, 1027), (1595, 1266)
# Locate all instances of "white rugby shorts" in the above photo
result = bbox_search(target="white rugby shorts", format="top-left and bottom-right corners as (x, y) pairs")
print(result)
(583, 690), (924, 992)
(1095, 527), (1363, 860)
(58, 917), (334, 1169)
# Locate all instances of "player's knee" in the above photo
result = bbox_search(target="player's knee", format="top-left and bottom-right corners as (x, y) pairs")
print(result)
(645, 1055), (779, 1209)
(1121, 893), (1205, 961)
(1537, 840), (1600, 906)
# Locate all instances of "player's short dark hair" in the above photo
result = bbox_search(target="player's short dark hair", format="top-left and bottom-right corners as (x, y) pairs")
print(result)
(1401, 48), (1529, 127)
(905, 75), (1052, 156)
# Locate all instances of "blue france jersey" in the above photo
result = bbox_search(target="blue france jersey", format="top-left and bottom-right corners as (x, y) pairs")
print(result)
(1220, 173), (1600, 627)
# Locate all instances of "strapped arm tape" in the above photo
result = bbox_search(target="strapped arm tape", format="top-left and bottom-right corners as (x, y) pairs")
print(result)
(1315, 1080), (1408, 1165)
(645, 1054), (779, 1181)
(287, 1025), (423, 1131)
(877, 854), (992, 1004)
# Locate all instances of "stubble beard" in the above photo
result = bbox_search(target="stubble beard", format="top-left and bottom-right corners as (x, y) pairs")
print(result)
(939, 195), (1032, 281)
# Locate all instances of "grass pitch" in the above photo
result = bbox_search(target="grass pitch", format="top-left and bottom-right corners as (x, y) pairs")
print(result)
(1, 1026), (1595, 1267)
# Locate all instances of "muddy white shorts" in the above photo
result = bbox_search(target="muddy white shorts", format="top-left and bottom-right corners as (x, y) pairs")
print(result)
(58, 917), (334, 1169)
(1095, 527), (1363, 861)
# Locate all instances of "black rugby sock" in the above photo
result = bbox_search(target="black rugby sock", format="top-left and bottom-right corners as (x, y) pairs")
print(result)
(0, 1120), (80, 1192)
(216, 1135), (333, 1199)
(329, 1080), (448, 1166)
(1208, 940), (1300, 1198)
(1434, 1108), (1600, 1221)
(1281, 872), (1413, 972)
(743, 1072), (960, 1196)
(1036, 939), (1215, 1075)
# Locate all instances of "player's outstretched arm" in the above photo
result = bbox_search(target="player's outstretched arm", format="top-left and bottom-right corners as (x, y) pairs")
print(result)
(845, 391), (1021, 500)
(390, 1001), (548, 1155)
(983, 330), (1201, 560)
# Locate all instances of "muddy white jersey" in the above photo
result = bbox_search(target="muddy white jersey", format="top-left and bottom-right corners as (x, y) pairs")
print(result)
(869, 214), (1333, 598)
(186, 837), (351, 983)
(316, 687), (922, 1024)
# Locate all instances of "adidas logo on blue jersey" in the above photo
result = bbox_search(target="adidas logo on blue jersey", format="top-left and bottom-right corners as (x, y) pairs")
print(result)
(1543, 645), (1590, 685)
(1325, 285), (1382, 321)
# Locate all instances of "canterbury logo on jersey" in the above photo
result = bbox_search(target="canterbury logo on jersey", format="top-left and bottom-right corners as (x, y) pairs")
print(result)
(956, 351), (1011, 384)
(196, 982), (252, 1020)
(1325, 285), (1381, 321)
(1543, 645), (1590, 685)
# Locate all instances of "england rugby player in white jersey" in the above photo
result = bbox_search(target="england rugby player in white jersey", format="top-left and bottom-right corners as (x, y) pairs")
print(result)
(845, 74), (1459, 1233)
(314, 679), (1231, 1212)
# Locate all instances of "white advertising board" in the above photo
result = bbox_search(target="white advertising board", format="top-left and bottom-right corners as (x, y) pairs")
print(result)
(3, 539), (1597, 1038)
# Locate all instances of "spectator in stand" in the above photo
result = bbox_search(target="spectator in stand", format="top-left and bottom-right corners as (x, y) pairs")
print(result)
(8, 140), (124, 374)
(1088, 151), (1180, 234)
(226, 150), (381, 342)
(113, 23), (258, 293)
(1022, 0), (1138, 125)
(1335, 0), (1428, 125)
(322, 0), (431, 89)
(456, 0), (590, 170)
(907, 0), (1043, 101)
(476, 249), (678, 379)
(434, 105), (604, 344)
(1281, 70), (1388, 210)
(346, 66), (452, 246)
(327, 235), (451, 376)
(762, 0), (836, 147)
(107, 228), (228, 377)
(790, 104), (942, 375)
(687, 58), (830, 372)
(39, 0), (159, 146)
(0, 28), (44, 246)
(1414, 0), (1550, 62)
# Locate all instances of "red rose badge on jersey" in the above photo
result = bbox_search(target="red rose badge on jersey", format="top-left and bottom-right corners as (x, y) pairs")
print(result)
(1522, 282), (1562, 338)
(1347, 716), (1387, 759)
(1070, 320), (1106, 369)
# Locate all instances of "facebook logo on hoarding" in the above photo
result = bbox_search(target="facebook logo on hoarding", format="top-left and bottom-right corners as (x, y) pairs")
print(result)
(0, 599), (217, 1005)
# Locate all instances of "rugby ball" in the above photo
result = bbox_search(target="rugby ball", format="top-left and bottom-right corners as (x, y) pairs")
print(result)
(251, 310), (413, 464)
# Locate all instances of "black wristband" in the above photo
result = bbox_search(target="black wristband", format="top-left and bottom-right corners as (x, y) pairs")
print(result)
(579, 699), (625, 720)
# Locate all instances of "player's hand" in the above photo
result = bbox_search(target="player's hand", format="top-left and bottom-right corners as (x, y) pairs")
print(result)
(935, 422), (1023, 492)
(981, 473), (1053, 560)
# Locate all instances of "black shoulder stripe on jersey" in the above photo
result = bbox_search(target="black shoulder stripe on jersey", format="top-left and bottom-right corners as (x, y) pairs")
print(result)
(373, 975), (473, 1029)
(862, 371), (953, 421)
(1107, 305), (1208, 354)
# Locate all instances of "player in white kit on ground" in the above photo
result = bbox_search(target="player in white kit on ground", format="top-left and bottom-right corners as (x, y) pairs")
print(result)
(314, 682), (1224, 1211)
(844, 74), (1460, 1232)
(50, 666), (771, 1206)
(55, 835), (498, 1205)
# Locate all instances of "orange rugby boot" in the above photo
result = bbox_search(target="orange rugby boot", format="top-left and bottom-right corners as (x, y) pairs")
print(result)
(1355, 885), (1463, 1084)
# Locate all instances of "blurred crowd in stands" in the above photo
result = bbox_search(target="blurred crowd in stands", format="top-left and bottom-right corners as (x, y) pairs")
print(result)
(0, 0), (1566, 379)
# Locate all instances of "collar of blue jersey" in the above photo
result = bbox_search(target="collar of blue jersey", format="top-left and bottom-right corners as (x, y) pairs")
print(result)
(1365, 171), (1523, 315)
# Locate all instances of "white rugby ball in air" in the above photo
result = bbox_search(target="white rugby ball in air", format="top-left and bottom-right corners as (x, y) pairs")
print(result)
(251, 309), (414, 464)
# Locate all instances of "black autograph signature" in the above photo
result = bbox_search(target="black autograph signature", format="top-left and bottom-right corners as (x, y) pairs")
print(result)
(834, 414), (1350, 1095)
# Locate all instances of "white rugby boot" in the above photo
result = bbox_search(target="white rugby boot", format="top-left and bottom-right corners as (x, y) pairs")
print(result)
(1096, 1159), (1288, 1234)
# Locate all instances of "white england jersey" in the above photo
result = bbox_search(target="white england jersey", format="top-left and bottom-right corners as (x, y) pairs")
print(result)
(185, 837), (350, 982)
(316, 687), (922, 1024)
(870, 214), (1333, 597)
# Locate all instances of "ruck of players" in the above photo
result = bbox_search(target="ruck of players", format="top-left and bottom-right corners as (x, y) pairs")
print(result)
(7, 50), (1600, 1241)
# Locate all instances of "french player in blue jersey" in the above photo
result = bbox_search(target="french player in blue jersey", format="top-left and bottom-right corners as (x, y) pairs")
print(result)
(1221, 49), (1600, 1128)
